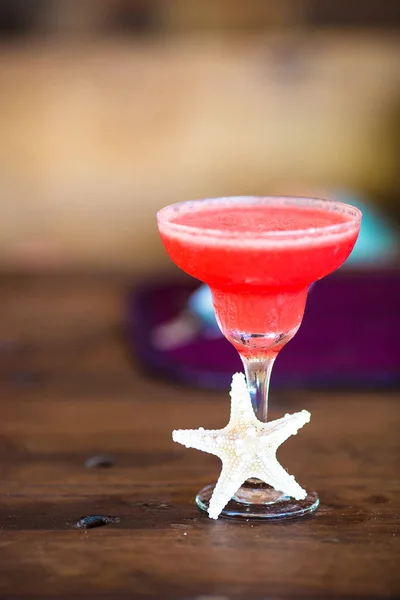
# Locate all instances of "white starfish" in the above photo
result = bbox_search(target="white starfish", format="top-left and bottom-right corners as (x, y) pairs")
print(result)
(173, 372), (311, 519)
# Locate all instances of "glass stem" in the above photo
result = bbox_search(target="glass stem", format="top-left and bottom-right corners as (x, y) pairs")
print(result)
(240, 355), (276, 423)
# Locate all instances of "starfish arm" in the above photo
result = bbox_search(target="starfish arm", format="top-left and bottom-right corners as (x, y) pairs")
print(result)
(172, 428), (226, 458)
(254, 458), (307, 501)
(261, 410), (311, 449)
(228, 372), (257, 425)
(208, 459), (250, 519)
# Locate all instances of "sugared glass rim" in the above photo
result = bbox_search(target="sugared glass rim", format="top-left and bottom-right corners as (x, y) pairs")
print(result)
(157, 196), (362, 242)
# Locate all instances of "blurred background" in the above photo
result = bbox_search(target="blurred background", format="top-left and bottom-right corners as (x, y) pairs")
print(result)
(0, 0), (399, 273)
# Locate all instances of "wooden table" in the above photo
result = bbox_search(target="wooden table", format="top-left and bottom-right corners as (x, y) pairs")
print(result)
(0, 275), (399, 599)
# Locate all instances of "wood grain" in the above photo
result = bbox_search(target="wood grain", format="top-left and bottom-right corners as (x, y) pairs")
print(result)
(0, 274), (399, 599)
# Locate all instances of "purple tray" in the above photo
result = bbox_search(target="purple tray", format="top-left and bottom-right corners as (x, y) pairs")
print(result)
(128, 271), (400, 390)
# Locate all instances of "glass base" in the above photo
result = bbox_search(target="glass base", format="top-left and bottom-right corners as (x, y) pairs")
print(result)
(196, 480), (319, 520)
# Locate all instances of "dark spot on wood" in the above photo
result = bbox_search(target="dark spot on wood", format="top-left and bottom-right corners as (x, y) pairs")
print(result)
(74, 515), (120, 529)
(84, 455), (115, 468)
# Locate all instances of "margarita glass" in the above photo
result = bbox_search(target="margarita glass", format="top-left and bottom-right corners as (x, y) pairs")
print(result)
(157, 196), (361, 519)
